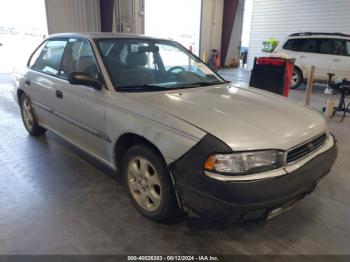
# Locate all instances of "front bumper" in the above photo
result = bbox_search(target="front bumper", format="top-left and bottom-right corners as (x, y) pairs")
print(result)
(170, 135), (337, 223)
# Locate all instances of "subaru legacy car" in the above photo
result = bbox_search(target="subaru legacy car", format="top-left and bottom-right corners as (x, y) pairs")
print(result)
(12, 33), (337, 223)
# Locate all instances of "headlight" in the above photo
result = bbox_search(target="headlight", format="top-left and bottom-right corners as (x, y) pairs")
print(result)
(204, 150), (285, 175)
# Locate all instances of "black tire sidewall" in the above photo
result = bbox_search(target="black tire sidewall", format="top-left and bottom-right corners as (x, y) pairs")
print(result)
(291, 68), (303, 89)
(122, 144), (177, 222)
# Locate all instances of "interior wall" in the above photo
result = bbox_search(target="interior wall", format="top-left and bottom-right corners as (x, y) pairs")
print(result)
(200, 0), (224, 61)
(45, 0), (101, 34)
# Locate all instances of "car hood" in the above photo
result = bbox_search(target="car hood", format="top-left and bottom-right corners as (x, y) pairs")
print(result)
(124, 84), (327, 151)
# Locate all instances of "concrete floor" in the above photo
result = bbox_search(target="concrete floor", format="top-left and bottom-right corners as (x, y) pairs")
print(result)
(0, 70), (350, 255)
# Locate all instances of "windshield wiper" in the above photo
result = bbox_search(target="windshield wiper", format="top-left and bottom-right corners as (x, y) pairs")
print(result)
(118, 81), (225, 92)
(118, 84), (166, 92)
(175, 81), (225, 88)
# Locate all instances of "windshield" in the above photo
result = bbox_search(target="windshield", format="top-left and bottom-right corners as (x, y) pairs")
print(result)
(96, 38), (225, 91)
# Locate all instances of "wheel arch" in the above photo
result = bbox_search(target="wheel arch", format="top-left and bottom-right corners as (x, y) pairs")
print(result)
(113, 132), (186, 210)
(113, 132), (166, 170)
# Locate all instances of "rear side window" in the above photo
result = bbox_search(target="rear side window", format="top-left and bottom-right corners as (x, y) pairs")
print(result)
(283, 38), (305, 52)
(333, 39), (347, 56)
(31, 39), (67, 76)
(320, 39), (350, 56)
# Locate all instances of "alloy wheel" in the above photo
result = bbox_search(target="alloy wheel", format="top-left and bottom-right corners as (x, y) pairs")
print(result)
(127, 157), (162, 211)
(22, 97), (34, 130)
(291, 71), (299, 88)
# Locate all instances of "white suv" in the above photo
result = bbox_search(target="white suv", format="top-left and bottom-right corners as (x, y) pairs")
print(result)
(273, 32), (350, 89)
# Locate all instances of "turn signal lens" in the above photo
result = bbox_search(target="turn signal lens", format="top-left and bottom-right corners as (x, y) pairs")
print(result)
(204, 155), (216, 170)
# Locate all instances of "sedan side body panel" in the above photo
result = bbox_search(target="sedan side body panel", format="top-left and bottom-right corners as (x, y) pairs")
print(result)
(105, 93), (207, 165)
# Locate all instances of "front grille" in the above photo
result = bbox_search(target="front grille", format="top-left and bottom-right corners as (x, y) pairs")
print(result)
(287, 133), (327, 163)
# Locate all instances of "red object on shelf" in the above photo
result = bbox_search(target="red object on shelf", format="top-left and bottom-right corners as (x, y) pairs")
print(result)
(250, 57), (295, 97)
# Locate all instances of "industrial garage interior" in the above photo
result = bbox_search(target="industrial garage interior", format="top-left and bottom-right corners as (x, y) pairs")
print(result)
(0, 0), (350, 261)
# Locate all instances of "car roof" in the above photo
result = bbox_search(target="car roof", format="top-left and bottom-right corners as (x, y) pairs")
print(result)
(46, 32), (164, 40)
(287, 32), (350, 40)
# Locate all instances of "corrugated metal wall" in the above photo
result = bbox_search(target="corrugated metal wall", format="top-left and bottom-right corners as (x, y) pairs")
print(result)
(248, 0), (350, 68)
(45, 0), (101, 34)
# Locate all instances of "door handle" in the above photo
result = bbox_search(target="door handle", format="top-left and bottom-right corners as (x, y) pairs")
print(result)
(55, 90), (63, 99)
(333, 58), (341, 62)
(299, 55), (306, 59)
(25, 79), (31, 85)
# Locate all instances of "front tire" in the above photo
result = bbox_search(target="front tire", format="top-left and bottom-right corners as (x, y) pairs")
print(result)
(20, 94), (46, 136)
(122, 144), (178, 222)
(290, 67), (303, 89)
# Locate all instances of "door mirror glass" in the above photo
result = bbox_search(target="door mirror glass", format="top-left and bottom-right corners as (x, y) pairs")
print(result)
(68, 72), (102, 90)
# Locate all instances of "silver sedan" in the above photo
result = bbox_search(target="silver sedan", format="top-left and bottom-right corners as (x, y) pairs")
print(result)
(12, 33), (337, 223)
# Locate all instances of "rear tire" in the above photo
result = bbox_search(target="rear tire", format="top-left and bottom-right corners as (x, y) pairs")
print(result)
(20, 94), (46, 136)
(290, 67), (303, 89)
(122, 144), (178, 222)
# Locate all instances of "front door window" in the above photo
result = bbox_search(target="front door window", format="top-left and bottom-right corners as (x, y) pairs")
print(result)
(60, 38), (99, 79)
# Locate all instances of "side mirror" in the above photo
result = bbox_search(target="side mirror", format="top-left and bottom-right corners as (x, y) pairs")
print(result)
(68, 72), (103, 90)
